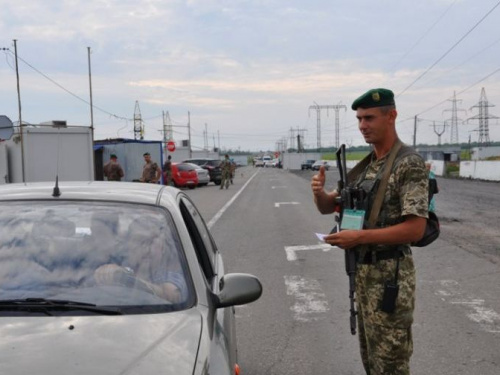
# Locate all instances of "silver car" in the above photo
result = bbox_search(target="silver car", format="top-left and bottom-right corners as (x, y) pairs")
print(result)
(185, 162), (210, 186)
(0, 181), (262, 375)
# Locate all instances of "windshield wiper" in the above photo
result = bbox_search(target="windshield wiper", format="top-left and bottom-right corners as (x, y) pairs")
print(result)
(0, 298), (123, 315)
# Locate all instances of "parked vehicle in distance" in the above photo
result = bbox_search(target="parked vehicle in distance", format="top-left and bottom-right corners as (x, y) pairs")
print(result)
(185, 163), (210, 186)
(264, 158), (280, 168)
(255, 155), (272, 167)
(301, 159), (316, 170)
(311, 160), (331, 171)
(0, 181), (263, 375)
(182, 158), (222, 185)
(171, 162), (198, 189)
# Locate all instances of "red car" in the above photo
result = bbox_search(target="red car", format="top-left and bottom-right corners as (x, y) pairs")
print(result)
(168, 162), (198, 189)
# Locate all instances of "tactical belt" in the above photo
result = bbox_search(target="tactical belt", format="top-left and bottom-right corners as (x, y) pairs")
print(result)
(357, 247), (411, 264)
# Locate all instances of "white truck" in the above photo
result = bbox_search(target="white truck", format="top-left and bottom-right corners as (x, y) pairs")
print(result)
(1, 121), (94, 184)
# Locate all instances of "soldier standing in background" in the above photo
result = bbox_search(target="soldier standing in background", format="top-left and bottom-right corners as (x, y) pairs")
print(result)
(219, 154), (231, 190)
(230, 158), (236, 184)
(163, 155), (173, 186)
(139, 152), (161, 184)
(311, 88), (428, 375)
(103, 154), (124, 181)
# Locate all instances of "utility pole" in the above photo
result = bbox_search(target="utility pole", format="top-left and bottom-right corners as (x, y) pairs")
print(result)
(188, 111), (192, 159)
(87, 46), (96, 180)
(12, 39), (26, 182)
(204, 123), (209, 154)
(468, 87), (498, 146)
(443, 91), (466, 144)
(432, 121), (446, 146)
(413, 116), (418, 147)
(87, 47), (94, 136)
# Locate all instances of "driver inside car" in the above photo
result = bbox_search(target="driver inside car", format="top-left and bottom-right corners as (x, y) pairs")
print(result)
(93, 218), (188, 303)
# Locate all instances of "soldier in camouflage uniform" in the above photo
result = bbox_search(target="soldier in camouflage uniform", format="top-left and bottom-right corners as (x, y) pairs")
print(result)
(139, 152), (161, 184)
(219, 154), (231, 190)
(311, 88), (428, 375)
(103, 154), (124, 181)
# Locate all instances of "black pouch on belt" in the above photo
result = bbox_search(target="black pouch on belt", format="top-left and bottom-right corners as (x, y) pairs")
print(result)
(380, 253), (401, 314)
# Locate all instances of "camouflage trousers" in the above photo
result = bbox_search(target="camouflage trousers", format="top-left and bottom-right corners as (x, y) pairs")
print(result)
(356, 254), (416, 375)
(220, 171), (230, 189)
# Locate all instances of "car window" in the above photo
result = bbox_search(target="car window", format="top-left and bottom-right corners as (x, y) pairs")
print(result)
(178, 198), (216, 283)
(177, 164), (195, 172)
(0, 202), (195, 314)
(206, 160), (220, 167)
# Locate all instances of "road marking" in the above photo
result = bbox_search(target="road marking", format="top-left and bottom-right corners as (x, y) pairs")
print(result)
(274, 202), (300, 208)
(284, 243), (336, 261)
(436, 280), (500, 333)
(207, 170), (259, 230)
(284, 275), (329, 322)
(271, 186), (287, 189)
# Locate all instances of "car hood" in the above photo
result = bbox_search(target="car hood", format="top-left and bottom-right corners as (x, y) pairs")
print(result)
(0, 309), (202, 375)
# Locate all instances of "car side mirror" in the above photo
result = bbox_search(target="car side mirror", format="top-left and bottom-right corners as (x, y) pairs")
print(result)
(215, 273), (263, 308)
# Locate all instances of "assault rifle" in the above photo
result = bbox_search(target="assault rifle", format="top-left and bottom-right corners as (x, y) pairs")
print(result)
(333, 144), (366, 335)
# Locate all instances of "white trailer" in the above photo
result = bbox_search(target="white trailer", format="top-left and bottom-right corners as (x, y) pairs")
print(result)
(4, 124), (94, 183)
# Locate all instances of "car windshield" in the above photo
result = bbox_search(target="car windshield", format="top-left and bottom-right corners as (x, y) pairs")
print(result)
(0, 202), (194, 315)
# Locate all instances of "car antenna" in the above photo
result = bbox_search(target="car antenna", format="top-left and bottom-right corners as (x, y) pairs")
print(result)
(52, 122), (63, 197)
(52, 175), (61, 197)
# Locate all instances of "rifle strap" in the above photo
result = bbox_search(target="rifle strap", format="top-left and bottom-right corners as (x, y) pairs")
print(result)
(367, 139), (403, 228)
(346, 152), (373, 185)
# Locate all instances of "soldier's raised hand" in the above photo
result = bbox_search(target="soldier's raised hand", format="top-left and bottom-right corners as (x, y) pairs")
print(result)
(311, 165), (327, 196)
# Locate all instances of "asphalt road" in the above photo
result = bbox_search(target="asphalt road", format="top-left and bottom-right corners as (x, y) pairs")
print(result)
(186, 166), (500, 375)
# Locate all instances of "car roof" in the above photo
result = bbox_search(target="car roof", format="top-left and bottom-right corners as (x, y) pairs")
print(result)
(184, 162), (203, 168)
(183, 158), (218, 161)
(0, 181), (179, 208)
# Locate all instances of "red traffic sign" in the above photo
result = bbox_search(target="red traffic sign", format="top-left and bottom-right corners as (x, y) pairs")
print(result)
(167, 141), (176, 152)
(274, 151), (280, 158)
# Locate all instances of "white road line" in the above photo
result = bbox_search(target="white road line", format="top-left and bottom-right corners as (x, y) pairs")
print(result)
(284, 243), (336, 261)
(271, 186), (287, 189)
(274, 202), (300, 208)
(284, 275), (329, 322)
(207, 170), (259, 230)
(435, 279), (500, 333)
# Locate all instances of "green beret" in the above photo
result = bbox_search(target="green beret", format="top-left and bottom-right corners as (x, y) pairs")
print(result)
(143, 152), (150, 156)
(351, 88), (395, 110)
(110, 154), (117, 159)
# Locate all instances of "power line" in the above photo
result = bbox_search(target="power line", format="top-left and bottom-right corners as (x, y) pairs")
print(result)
(4, 49), (132, 121)
(415, 65), (500, 117)
(397, 0), (500, 97)
(386, 0), (458, 77)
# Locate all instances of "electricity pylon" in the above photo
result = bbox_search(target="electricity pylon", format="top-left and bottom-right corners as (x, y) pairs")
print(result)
(443, 91), (466, 144)
(308, 101), (346, 151)
(468, 87), (498, 146)
(133, 101), (144, 140)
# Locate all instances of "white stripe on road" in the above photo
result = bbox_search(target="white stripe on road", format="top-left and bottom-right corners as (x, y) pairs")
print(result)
(206, 170), (259, 230)
(271, 186), (287, 189)
(284, 275), (329, 322)
(284, 243), (337, 261)
(436, 279), (500, 333)
(274, 202), (300, 208)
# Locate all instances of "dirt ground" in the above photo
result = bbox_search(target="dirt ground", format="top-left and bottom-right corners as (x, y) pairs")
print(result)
(293, 169), (500, 264)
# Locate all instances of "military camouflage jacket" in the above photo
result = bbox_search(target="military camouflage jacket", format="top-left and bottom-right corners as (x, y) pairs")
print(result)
(353, 145), (429, 249)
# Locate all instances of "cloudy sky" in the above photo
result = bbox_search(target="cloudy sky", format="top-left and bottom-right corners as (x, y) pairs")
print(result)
(1, 0), (499, 152)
